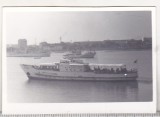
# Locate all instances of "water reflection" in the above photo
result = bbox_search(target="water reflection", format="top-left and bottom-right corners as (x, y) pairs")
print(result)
(24, 79), (139, 102)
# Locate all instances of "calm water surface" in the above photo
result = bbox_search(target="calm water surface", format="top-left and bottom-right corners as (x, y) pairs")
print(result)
(7, 50), (153, 103)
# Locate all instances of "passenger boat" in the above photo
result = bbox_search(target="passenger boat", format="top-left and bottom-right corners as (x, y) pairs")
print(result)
(20, 59), (138, 81)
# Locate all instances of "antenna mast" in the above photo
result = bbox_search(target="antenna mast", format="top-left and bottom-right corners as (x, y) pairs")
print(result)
(60, 36), (62, 43)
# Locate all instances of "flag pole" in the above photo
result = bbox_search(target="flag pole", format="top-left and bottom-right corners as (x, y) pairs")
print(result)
(133, 59), (138, 72)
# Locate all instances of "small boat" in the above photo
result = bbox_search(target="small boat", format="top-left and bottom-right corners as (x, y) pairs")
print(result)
(34, 57), (41, 59)
(20, 59), (138, 81)
(64, 51), (96, 59)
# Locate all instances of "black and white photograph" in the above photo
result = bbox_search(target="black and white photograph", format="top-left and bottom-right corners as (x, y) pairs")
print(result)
(2, 7), (156, 114)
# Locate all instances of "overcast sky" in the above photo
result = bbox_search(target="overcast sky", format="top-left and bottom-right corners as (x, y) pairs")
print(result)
(5, 11), (152, 45)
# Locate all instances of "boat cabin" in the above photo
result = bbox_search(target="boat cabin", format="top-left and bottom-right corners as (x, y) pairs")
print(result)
(31, 60), (137, 74)
(60, 59), (85, 64)
(33, 63), (59, 71)
(89, 64), (126, 70)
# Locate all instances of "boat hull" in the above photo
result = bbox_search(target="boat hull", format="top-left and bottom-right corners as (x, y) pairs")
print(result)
(21, 64), (138, 81)
(64, 52), (96, 59)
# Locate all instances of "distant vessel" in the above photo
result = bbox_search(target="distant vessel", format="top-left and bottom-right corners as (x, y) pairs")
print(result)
(64, 51), (96, 59)
(7, 52), (50, 57)
(21, 59), (138, 81)
(34, 57), (41, 59)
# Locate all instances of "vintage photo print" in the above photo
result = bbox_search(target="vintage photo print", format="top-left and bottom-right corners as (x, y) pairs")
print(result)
(2, 7), (156, 114)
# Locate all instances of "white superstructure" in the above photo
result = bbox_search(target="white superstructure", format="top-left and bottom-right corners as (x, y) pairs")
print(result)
(20, 59), (138, 81)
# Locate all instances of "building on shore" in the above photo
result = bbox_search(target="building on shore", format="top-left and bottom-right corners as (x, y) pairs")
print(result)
(18, 39), (27, 49)
(142, 37), (152, 49)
